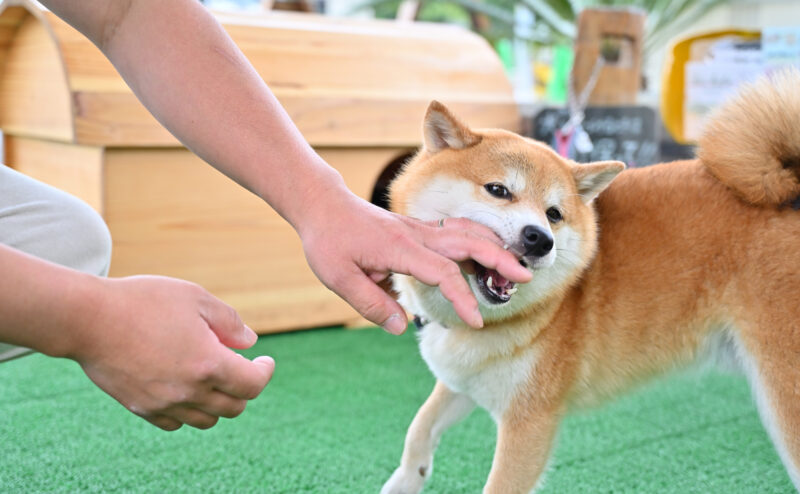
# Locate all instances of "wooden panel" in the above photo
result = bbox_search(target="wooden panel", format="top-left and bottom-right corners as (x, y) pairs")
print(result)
(71, 92), (175, 146)
(0, 5), (26, 50)
(42, 10), (123, 93)
(4, 136), (104, 212)
(72, 91), (519, 147)
(0, 6), (26, 50)
(31, 6), (519, 146)
(0, 13), (73, 141)
(103, 147), (406, 333)
(221, 15), (510, 95)
(49, 10), (513, 95)
(319, 147), (412, 202)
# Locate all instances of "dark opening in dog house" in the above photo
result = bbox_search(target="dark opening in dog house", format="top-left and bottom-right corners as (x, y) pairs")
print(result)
(370, 153), (416, 211)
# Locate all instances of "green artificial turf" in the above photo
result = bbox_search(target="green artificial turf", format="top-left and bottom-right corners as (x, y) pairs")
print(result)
(0, 326), (793, 493)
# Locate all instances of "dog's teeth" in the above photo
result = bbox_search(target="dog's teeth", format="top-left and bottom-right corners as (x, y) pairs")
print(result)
(487, 276), (493, 289)
(503, 244), (510, 250)
(507, 287), (518, 295)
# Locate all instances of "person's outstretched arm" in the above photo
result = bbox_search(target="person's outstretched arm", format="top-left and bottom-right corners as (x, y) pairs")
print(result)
(40, 0), (531, 332)
(0, 244), (274, 430)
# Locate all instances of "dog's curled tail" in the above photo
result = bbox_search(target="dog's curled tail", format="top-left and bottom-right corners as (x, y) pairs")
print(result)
(698, 68), (800, 207)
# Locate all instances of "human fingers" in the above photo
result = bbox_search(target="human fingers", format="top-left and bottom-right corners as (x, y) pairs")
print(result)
(390, 243), (483, 328)
(191, 390), (249, 419)
(147, 415), (183, 431)
(417, 219), (532, 283)
(165, 407), (220, 430)
(211, 353), (275, 400)
(200, 293), (258, 349)
(326, 267), (408, 335)
(418, 216), (504, 245)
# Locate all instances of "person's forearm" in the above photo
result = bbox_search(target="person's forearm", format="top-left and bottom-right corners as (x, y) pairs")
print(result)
(0, 244), (101, 358)
(41, 0), (345, 231)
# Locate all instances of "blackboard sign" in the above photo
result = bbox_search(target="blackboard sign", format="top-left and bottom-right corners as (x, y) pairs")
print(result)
(531, 106), (660, 167)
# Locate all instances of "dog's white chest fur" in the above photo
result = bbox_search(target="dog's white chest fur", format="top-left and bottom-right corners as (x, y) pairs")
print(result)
(418, 322), (538, 419)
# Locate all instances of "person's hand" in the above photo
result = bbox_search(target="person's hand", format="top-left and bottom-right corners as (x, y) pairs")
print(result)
(296, 192), (532, 334)
(68, 275), (274, 431)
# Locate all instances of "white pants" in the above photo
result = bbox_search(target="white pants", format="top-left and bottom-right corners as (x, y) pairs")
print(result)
(0, 164), (112, 361)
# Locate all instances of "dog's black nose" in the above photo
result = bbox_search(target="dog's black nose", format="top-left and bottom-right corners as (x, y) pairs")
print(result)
(522, 225), (554, 258)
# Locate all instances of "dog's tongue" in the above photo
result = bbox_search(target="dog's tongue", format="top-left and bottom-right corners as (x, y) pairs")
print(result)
(490, 271), (511, 288)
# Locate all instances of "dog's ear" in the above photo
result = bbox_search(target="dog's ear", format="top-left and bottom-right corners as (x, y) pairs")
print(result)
(423, 101), (481, 152)
(572, 161), (625, 203)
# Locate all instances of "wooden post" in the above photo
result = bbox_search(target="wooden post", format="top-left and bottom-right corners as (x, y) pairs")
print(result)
(572, 7), (645, 106)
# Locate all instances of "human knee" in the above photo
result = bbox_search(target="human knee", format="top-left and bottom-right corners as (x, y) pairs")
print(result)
(5, 192), (113, 276)
(56, 197), (113, 276)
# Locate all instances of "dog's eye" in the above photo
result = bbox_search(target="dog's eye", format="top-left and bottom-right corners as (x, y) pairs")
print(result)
(546, 207), (563, 223)
(484, 183), (512, 200)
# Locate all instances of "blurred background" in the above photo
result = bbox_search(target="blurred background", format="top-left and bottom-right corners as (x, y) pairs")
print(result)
(206, 0), (798, 127)
(2, 1), (799, 492)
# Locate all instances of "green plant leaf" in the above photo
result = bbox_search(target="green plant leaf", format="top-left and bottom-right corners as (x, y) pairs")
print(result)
(519, 0), (577, 37)
(349, 0), (732, 56)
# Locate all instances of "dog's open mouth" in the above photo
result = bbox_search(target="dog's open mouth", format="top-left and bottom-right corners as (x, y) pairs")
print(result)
(474, 263), (517, 304)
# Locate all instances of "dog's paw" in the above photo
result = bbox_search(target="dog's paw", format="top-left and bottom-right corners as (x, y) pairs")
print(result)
(380, 465), (429, 494)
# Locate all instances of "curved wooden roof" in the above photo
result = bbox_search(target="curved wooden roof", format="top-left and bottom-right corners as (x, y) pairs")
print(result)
(0, 0), (519, 148)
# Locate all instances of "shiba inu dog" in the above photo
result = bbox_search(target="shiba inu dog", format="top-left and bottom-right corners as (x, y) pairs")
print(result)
(381, 69), (800, 493)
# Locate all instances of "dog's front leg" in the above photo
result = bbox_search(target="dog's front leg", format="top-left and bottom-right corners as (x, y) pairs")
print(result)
(482, 406), (559, 494)
(381, 380), (475, 494)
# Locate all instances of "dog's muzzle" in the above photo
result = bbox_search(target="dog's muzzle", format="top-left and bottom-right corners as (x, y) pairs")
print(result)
(521, 225), (554, 258)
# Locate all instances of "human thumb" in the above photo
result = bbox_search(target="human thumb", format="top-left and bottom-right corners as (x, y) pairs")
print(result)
(203, 297), (258, 349)
(335, 273), (408, 335)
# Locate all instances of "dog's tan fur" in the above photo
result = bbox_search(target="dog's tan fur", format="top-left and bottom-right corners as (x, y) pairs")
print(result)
(381, 70), (800, 493)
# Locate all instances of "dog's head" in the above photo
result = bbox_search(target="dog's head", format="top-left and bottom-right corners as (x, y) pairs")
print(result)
(390, 101), (624, 325)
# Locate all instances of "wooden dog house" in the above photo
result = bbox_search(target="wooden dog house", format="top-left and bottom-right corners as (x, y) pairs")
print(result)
(0, 0), (519, 333)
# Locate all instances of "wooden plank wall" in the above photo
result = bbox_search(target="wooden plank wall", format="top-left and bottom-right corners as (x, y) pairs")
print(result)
(0, 12), (73, 141)
(101, 147), (408, 332)
(43, 8), (519, 147)
(4, 136), (104, 212)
